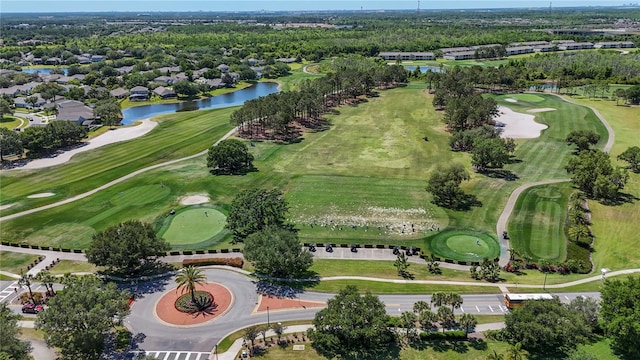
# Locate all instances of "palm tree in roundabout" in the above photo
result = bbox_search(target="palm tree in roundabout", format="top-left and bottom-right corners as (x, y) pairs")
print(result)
(175, 266), (213, 312)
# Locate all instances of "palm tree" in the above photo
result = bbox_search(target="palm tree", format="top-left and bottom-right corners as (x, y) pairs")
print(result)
(18, 271), (35, 304)
(506, 342), (528, 360)
(448, 293), (463, 313)
(175, 266), (207, 305)
(486, 350), (505, 360)
(36, 270), (56, 296)
(431, 292), (448, 308)
(568, 225), (591, 244)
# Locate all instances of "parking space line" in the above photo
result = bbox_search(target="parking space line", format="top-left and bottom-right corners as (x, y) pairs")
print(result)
(489, 305), (495, 313)
(475, 305), (480, 312)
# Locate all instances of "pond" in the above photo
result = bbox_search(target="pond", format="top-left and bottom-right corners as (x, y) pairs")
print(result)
(404, 65), (444, 73)
(22, 67), (69, 75)
(121, 82), (279, 125)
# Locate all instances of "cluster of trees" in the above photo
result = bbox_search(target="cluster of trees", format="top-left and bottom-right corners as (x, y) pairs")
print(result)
(0, 120), (87, 160)
(227, 188), (312, 278)
(470, 258), (501, 282)
(232, 59), (407, 140)
(566, 191), (592, 246)
(0, 302), (31, 360)
(35, 275), (131, 360)
(500, 277), (640, 359)
(308, 287), (479, 358)
(206, 139), (255, 174)
(426, 163), (475, 210)
(566, 149), (628, 202)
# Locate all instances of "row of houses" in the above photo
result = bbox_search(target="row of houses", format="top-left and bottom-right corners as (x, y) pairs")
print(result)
(382, 40), (635, 62)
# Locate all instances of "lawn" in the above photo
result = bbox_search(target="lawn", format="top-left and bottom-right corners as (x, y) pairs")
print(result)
(564, 96), (640, 271)
(156, 206), (227, 248)
(426, 229), (499, 262)
(0, 115), (24, 130)
(0, 252), (40, 275)
(48, 260), (101, 275)
(307, 279), (501, 294)
(508, 183), (573, 261)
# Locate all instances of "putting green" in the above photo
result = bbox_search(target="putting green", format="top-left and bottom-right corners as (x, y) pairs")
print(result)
(158, 206), (227, 246)
(511, 94), (545, 103)
(427, 230), (499, 262)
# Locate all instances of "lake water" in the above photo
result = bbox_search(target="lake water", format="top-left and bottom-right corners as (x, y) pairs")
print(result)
(404, 65), (444, 73)
(22, 68), (69, 75)
(121, 82), (279, 125)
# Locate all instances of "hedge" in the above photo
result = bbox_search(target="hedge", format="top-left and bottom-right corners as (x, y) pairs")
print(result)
(182, 257), (244, 268)
(419, 331), (467, 340)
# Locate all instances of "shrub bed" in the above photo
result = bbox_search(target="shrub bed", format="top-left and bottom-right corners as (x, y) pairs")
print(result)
(175, 291), (214, 313)
(182, 257), (244, 268)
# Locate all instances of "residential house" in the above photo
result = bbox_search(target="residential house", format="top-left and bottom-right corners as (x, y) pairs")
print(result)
(439, 47), (472, 54)
(378, 52), (435, 61)
(153, 86), (177, 99)
(594, 41), (635, 49)
(443, 51), (475, 60)
(110, 88), (129, 99)
(505, 46), (534, 56)
(116, 65), (135, 74)
(129, 86), (150, 101)
(56, 100), (95, 125)
(91, 55), (105, 62)
(276, 57), (297, 63)
(75, 56), (91, 64)
(534, 44), (556, 52)
(557, 42), (594, 51)
(217, 64), (230, 73)
(14, 95), (46, 109)
(44, 57), (63, 65)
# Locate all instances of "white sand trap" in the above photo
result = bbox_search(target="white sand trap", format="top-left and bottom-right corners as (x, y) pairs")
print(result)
(527, 108), (557, 113)
(9, 119), (157, 171)
(0, 204), (14, 210)
(27, 192), (55, 198)
(504, 98), (518, 103)
(180, 195), (210, 205)
(496, 106), (548, 139)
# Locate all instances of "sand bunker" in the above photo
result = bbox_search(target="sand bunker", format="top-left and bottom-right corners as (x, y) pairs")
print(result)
(27, 192), (55, 198)
(0, 204), (14, 210)
(504, 98), (518, 103)
(180, 195), (210, 205)
(496, 106), (548, 139)
(527, 108), (557, 113)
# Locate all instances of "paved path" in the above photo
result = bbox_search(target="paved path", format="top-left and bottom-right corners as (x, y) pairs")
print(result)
(495, 179), (570, 267)
(0, 126), (239, 222)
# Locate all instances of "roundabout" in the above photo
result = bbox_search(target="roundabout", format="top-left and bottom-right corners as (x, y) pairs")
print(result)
(427, 229), (500, 262)
(154, 282), (233, 327)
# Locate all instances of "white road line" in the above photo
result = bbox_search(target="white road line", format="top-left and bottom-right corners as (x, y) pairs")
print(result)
(500, 305), (508, 313)
(489, 305), (495, 313)
(0, 281), (19, 302)
(476, 305), (480, 312)
(564, 296), (570, 301)
(460, 306), (465, 313)
(163, 352), (171, 360)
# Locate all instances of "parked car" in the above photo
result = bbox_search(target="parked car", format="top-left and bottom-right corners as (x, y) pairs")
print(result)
(21, 303), (44, 314)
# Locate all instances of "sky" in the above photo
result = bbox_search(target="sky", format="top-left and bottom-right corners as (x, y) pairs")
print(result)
(0, 0), (627, 13)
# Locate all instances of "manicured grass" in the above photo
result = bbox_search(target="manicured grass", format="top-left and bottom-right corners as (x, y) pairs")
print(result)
(565, 96), (640, 271)
(576, 338), (620, 360)
(254, 340), (512, 360)
(0, 115), (24, 130)
(49, 260), (100, 275)
(426, 229), (499, 262)
(217, 319), (314, 353)
(307, 280), (501, 294)
(508, 93), (545, 103)
(508, 183), (573, 261)
(157, 206), (227, 246)
(0, 252), (39, 275)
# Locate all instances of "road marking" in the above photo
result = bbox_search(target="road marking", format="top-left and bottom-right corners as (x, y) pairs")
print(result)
(0, 281), (19, 302)
(564, 296), (570, 301)
(163, 352), (171, 360)
(460, 306), (464, 313)
(475, 305), (480, 312)
(489, 305), (495, 313)
(499, 305), (508, 313)
(129, 351), (211, 360)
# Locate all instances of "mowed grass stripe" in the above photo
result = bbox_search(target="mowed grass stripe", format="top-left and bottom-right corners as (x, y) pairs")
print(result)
(0, 107), (235, 212)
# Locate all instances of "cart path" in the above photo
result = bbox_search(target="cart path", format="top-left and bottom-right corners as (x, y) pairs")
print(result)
(0, 126), (238, 222)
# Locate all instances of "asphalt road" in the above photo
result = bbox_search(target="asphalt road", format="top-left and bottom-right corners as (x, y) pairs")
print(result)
(124, 268), (601, 353)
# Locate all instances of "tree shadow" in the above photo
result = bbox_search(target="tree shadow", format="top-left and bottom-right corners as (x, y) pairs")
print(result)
(477, 168), (519, 181)
(599, 191), (638, 206)
(210, 165), (258, 176)
(450, 194), (483, 211)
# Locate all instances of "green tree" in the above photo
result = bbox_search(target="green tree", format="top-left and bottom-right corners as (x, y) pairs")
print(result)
(599, 276), (640, 358)
(485, 350), (505, 360)
(36, 276), (130, 360)
(426, 163), (471, 210)
(566, 150), (628, 200)
(272, 322), (286, 343)
(431, 292), (449, 308)
(566, 130), (601, 152)
(17, 271), (35, 304)
(244, 226), (312, 278)
(418, 309), (438, 331)
(86, 220), (170, 275)
(472, 138), (510, 170)
(504, 298), (591, 356)
(206, 139), (254, 174)
(172, 80), (199, 98)
(506, 342), (528, 360)
(0, 127), (23, 161)
(308, 286), (393, 358)
(626, 84), (640, 104)
(413, 300), (430, 314)
(175, 266), (207, 306)
(566, 348), (598, 360)
(0, 302), (31, 360)
(437, 306), (456, 332)
(35, 270), (56, 296)
(226, 188), (288, 242)
(400, 311), (418, 341)
(0, 98), (13, 118)
(243, 325), (260, 355)
(94, 98), (122, 127)
(617, 146), (640, 172)
(448, 293), (463, 313)
(459, 313), (478, 334)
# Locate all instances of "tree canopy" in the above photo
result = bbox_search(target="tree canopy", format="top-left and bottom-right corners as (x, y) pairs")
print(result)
(617, 146), (640, 172)
(426, 163), (473, 210)
(599, 276), (640, 358)
(244, 226), (312, 278)
(503, 297), (593, 357)
(471, 138), (511, 170)
(0, 302), (31, 360)
(308, 286), (393, 358)
(226, 188), (289, 242)
(36, 276), (130, 360)
(565, 130), (601, 152)
(566, 150), (628, 201)
(86, 220), (170, 275)
(0, 127), (23, 162)
(206, 139), (254, 174)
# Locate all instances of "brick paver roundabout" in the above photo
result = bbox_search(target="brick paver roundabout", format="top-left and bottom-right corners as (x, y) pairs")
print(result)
(154, 282), (233, 327)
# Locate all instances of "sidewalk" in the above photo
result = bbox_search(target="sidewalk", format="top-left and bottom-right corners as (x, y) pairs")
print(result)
(215, 325), (313, 360)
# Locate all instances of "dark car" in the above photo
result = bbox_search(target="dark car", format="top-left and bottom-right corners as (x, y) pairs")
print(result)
(21, 303), (44, 314)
